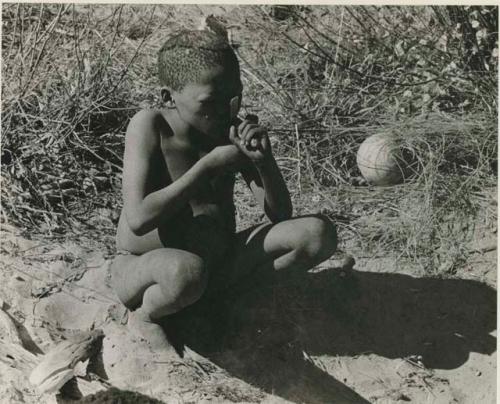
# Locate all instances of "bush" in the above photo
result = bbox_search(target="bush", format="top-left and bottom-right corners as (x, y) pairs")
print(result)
(2, 5), (156, 231)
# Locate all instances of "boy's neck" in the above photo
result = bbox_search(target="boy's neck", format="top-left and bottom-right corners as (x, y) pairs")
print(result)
(162, 108), (211, 151)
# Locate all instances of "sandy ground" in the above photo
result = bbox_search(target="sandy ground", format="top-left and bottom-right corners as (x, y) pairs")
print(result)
(0, 223), (496, 403)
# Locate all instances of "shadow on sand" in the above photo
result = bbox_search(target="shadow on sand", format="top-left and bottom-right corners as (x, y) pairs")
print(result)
(164, 267), (496, 404)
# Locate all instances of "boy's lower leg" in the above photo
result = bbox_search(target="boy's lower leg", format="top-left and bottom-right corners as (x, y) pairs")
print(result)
(111, 249), (207, 350)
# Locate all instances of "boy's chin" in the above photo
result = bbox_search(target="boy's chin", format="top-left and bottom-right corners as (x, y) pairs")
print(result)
(205, 125), (230, 143)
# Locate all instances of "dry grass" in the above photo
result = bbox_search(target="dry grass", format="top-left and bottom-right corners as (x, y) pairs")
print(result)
(1, 4), (497, 275)
(349, 113), (496, 272)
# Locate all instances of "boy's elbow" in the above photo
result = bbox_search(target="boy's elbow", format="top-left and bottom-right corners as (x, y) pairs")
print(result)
(130, 223), (148, 236)
(126, 213), (150, 236)
(268, 204), (293, 223)
(128, 220), (146, 236)
(281, 200), (293, 221)
(280, 207), (293, 222)
(271, 214), (292, 224)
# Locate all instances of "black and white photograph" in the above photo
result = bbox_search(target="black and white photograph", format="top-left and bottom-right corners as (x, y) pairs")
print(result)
(0, 4), (498, 403)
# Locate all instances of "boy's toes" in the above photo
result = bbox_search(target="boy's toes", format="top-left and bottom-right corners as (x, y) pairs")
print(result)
(330, 254), (356, 276)
(340, 254), (356, 271)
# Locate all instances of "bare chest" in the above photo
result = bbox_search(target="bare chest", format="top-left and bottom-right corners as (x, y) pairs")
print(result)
(159, 135), (235, 201)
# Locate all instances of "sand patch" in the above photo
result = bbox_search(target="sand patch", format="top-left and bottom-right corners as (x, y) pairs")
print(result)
(0, 227), (496, 403)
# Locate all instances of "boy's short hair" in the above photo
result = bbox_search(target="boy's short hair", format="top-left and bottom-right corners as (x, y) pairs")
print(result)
(158, 30), (239, 91)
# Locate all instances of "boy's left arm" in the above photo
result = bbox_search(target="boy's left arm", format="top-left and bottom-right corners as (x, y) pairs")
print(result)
(230, 120), (293, 223)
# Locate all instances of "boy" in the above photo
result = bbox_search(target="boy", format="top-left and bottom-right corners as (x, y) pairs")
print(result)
(110, 27), (338, 350)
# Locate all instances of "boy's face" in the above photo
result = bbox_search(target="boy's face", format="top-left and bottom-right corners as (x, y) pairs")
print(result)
(172, 61), (243, 144)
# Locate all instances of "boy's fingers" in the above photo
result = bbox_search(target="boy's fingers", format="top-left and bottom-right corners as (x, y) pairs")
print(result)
(242, 125), (260, 145)
(238, 119), (259, 140)
(229, 126), (237, 144)
(245, 126), (263, 146)
(243, 127), (256, 144)
(238, 120), (249, 137)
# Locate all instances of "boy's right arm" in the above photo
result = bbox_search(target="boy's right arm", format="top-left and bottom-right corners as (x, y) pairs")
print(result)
(122, 111), (207, 235)
(122, 111), (245, 236)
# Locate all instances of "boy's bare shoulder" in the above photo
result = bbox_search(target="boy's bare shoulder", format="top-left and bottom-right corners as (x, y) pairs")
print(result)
(126, 109), (171, 139)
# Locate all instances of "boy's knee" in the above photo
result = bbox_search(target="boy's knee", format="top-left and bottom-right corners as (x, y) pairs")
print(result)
(296, 215), (337, 261)
(169, 254), (207, 307)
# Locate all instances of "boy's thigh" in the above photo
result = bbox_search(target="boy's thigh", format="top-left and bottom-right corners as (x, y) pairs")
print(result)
(215, 214), (334, 286)
(110, 248), (203, 309)
(235, 214), (333, 259)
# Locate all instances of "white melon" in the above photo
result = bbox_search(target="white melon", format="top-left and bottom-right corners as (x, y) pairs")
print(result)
(357, 133), (412, 186)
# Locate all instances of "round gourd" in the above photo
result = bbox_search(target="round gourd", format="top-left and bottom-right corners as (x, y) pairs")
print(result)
(357, 134), (411, 186)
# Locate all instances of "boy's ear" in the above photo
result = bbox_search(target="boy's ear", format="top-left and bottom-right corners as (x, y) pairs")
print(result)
(160, 87), (175, 107)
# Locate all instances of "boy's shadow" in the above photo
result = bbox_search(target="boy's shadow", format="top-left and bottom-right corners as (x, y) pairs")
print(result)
(164, 267), (496, 404)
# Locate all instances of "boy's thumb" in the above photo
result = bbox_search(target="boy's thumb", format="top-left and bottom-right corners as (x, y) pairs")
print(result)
(228, 126), (237, 143)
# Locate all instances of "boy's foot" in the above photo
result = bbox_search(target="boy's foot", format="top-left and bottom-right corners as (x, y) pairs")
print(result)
(128, 308), (173, 352)
(331, 254), (356, 276)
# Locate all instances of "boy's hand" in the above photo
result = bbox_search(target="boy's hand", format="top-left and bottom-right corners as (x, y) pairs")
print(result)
(229, 118), (272, 167)
(205, 144), (248, 175)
